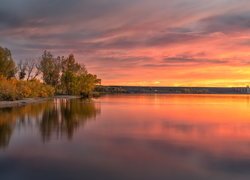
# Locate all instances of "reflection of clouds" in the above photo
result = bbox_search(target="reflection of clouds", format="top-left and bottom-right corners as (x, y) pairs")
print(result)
(206, 157), (250, 174)
(132, 121), (250, 159)
(86, 100), (250, 178)
(161, 121), (250, 136)
(91, 95), (250, 177)
(159, 121), (250, 143)
(2, 95), (250, 179)
(101, 134), (250, 177)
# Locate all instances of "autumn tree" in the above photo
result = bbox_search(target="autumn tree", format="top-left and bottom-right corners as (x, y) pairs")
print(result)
(39, 51), (101, 96)
(76, 74), (101, 96)
(39, 51), (61, 87)
(60, 54), (100, 96)
(60, 54), (85, 94)
(0, 47), (16, 78)
(0, 47), (55, 101)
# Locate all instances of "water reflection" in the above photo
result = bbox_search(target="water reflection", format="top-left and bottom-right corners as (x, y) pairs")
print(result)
(0, 119), (12, 148)
(1, 95), (250, 179)
(0, 98), (100, 148)
(40, 99), (101, 142)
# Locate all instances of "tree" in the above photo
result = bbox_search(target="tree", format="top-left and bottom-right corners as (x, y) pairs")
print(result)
(61, 54), (84, 74)
(77, 74), (101, 96)
(17, 60), (27, 80)
(39, 51), (61, 86)
(0, 47), (16, 78)
(39, 51), (101, 96)
(60, 54), (87, 95)
(60, 54), (101, 96)
(17, 59), (41, 81)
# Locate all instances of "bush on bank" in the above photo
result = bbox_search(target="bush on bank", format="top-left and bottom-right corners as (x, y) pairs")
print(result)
(0, 77), (54, 101)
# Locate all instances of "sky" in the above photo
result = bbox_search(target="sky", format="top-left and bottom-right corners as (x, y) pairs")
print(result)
(1, 0), (250, 87)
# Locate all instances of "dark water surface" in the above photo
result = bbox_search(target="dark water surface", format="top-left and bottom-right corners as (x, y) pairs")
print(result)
(1, 94), (250, 180)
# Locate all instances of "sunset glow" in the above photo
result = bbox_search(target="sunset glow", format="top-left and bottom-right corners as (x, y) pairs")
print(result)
(1, 0), (250, 86)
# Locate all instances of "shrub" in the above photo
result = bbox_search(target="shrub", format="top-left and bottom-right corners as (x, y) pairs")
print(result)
(0, 77), (55, 101)
(0, 77), (18, 100)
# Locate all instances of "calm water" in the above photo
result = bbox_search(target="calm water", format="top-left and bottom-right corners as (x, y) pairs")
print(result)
(1, 94), (250, 180)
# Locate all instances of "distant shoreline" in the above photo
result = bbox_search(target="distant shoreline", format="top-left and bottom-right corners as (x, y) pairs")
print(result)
(98, 86), (250, 94)
(2, 89), (250, 108)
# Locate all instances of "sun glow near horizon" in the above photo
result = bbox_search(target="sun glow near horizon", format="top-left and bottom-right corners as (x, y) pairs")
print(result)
(101, 65), (250, 87)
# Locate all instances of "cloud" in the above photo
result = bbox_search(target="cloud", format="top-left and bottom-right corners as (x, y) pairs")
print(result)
(90, 56), (153, 68)
(198, 11), (250, 34)
(1, 0), (250, 86)
(163, 56), (228, 65)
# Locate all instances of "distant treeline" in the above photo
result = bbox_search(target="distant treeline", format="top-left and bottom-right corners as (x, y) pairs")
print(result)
(95, 86), (128, 94)
(0, 46), (101, 101)
(96, 86), (250, 94)
(95, 86), (210, 94)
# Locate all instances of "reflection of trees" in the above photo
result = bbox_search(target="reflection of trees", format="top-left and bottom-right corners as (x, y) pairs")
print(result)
(0, 103), (54, 148)
(0, 108), (16, 149)
(40, 99), (100, 142)
(0, 99), (100, 148)
(0, 121), (12, 149)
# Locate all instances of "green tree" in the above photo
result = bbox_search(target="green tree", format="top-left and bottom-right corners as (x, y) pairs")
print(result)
(0, 46), (16, 78)
(40, 51), (61, 86)
(60, 54), (100, 96)
(39, 51), (100, 96)
(61, 54), (86, 95)
(77, 74), (101, 96)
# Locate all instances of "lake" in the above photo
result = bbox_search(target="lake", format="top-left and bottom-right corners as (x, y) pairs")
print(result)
(1, 94), (250, 180)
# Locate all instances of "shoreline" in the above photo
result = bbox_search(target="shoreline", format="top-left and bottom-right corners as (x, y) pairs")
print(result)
(1, 92), (250, 108)
(0, 96), (81, 109)
(99, 86), (250, 94)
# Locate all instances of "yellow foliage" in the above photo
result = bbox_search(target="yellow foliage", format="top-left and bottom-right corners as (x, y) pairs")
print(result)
(0, 76), (55, 101)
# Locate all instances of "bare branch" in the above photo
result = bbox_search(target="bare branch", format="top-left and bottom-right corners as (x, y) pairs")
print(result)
(17, 58), (41, 81)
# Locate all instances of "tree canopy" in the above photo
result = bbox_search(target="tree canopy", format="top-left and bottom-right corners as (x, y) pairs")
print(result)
(0, 46), (101, 100)
(59, 54), (101, 96)
(39, 51), (101, 96)
(39, 51), (61, 87)
(0, 47), (16, 78)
